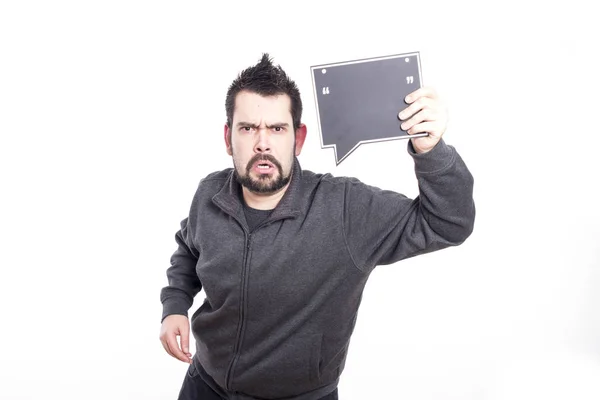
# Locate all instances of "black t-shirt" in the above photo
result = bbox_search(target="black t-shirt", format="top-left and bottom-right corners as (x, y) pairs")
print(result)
(243, 202), (273, 232)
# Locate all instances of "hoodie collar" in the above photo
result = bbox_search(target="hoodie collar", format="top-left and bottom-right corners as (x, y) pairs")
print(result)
(212, 157), (304, 224)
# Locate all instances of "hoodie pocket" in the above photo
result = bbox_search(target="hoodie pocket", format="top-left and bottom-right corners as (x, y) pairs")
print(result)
(233, 332), (324, 398)
(309, 333), (323, 383)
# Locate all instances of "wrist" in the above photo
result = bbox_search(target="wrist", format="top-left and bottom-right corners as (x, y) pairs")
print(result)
(408, 138), (454, 174)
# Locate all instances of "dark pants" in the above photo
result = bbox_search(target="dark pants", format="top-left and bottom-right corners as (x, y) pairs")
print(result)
(177, 362), (338, 400)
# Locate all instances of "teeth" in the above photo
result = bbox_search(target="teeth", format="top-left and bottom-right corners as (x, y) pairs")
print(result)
(258, 164), (270, 169)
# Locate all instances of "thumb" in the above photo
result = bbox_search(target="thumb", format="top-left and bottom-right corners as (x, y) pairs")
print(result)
(180, 323), (190, 355)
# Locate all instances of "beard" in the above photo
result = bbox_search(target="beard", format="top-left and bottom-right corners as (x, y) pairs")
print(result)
(233, 153), (291, 194)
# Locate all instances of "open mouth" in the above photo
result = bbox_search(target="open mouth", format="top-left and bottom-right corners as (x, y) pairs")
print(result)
(257, 162), (273, 170)
(253, 160), (276, 174)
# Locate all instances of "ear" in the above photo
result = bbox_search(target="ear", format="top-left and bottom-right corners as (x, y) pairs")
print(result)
(224, 123), (233, 156)
(294, 123), (307, 156)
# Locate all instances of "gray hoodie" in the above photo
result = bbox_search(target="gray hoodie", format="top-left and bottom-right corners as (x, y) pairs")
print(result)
(160, 139), (476, 399)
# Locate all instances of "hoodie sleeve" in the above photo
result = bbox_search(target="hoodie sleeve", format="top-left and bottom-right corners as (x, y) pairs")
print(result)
(159, 217), (202, 322)
(342, 139), (475, 273)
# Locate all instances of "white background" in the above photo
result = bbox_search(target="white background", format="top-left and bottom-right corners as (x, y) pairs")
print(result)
(1, 1), (599, 399)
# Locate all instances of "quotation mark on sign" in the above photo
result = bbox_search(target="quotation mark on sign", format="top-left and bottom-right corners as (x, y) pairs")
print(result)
(406, 76), (414, 84)
(322, 87), (330, 95)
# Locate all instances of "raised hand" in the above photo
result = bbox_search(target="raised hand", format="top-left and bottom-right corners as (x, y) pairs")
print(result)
(398, 86), (448, 154)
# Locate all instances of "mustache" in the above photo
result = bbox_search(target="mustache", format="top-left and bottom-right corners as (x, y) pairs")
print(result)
(245, 154), (282, 172)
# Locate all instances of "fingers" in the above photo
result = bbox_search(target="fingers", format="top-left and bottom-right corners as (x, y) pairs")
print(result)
(399, 86), (447, 153)
(160, 323), (192, 364)
(407, 121), (438, 136)
(160, 335), (176, 359)
(167, 332), (192, 364)
(398, 96), (436, 122)
(405, 86), (439, 104)
(180, 324), (192, 359)
(398, 85), (442, 119)
(398, 86), (447, 138)
(400, 106), (438, 133)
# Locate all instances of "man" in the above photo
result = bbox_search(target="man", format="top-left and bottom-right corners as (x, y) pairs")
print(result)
(159, 53), (475, 400)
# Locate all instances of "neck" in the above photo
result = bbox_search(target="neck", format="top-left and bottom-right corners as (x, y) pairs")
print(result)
(242, 182), (290, 210)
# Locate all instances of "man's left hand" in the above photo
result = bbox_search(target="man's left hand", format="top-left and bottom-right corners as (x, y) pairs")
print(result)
(398, 86), (448, 154)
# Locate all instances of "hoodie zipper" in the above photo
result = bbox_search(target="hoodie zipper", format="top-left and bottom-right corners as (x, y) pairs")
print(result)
(221, 214), (289, 391)
(224, 232), (252, 391)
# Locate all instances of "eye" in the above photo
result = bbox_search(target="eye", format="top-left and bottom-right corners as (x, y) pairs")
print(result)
(274, 127), (283, 132)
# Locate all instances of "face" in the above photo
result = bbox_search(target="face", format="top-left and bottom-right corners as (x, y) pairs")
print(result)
(224, 91), (306, 195)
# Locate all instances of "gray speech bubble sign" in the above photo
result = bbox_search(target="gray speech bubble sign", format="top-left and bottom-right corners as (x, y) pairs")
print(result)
(310, 52), (424, 165)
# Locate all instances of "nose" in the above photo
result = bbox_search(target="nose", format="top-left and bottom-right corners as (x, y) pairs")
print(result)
(254, 128), (271, 153)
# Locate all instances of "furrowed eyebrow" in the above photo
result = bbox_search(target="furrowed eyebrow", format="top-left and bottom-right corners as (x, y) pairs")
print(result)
(266, 123), (289, 129)
(235, 122), (289, 129)
(236, 121), (259, 129)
